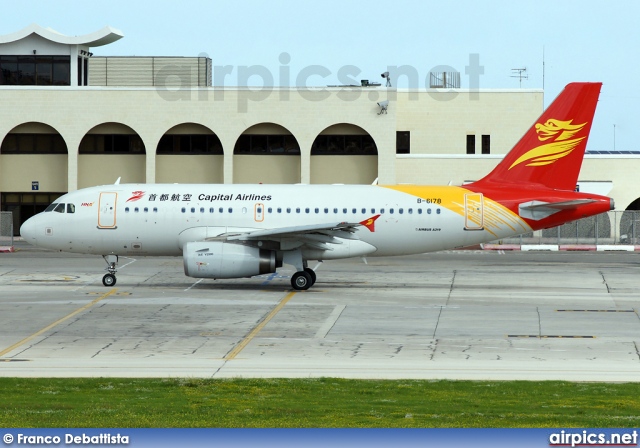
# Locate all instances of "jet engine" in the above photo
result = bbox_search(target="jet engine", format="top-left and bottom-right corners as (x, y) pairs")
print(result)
(183, 241), (277, 279)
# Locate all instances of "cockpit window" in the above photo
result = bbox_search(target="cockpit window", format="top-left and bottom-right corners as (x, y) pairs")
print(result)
(53, 203), (66, 213)
(44, 203), (58, 212)
(67, 203), (75, 214)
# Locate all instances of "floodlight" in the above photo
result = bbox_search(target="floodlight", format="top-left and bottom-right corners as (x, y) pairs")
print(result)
(381, 71), (391, 87)
(377, 100), (389, 115)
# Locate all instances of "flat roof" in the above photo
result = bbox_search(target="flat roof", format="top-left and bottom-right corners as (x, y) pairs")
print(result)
(0, 23), (123, 47)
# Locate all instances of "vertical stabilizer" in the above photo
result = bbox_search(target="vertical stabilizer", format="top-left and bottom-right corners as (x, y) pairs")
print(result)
(471, 82), (602, 191)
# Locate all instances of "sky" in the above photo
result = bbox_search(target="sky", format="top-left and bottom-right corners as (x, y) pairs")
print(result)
(2, 0), (639, 152)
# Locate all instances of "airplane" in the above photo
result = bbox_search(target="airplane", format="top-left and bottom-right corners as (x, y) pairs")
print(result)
(20, 82), (613, 290)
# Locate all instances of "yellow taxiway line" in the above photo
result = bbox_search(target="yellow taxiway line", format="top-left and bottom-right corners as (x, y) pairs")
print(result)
(224, 291), (297, 360)
(0, 289), (117, 358)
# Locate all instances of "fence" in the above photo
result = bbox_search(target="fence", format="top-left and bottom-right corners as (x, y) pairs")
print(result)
(0, 211), (13, 248)
(495, 211), (640, 246)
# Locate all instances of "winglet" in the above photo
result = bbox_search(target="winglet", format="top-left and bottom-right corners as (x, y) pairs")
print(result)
(359, 214), (381, 232)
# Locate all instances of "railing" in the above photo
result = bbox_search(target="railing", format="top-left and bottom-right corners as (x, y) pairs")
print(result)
(494, 211), (640, 246)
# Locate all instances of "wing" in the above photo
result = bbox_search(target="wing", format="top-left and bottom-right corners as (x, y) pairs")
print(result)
(222, 215), (381, 251)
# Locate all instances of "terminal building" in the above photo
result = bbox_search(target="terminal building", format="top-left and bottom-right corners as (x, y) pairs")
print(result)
(1, 24), (638, 238)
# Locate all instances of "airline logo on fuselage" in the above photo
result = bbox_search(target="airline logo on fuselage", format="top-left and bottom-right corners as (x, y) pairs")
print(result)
(509, 119), (587, 170)
(81, 202), (94, 207)
(126, 191), (146, 202)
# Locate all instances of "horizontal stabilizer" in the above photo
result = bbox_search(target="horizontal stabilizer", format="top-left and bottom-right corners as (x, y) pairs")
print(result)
(519, 199), (596, 220)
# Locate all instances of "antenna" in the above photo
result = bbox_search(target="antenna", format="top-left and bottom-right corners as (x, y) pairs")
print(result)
(542, 46), (545, 107)
(511, 67), (528, 88)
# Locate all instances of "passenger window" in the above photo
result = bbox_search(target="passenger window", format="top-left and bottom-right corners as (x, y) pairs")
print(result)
(181, 208), (186, 213)
(352, 208), (357, 214)
(200, 207), (205, 213)
(408, 208), (413, 214)
(135, 207), (139, 213)
(437, 209), (441, 214)
(287, 208), (291, 213)
(268, 207), (272, 213)
(418, 209), (422, 214)
(67, 204), (75, 214)
(125, 207), (130, 213)
(390, 208), (394, 214)
(399, 208), (404, 214)
(54, 203), (65, 213)
(210, 208), (214, 213)
(153, 207), (158, 213)
(380, 208), (385, 214)
(305, 208), (310, 213)
(315, 208), (319, 214)
(342, 208), (347, 214)
(191, 207), (195, 213)
(427, 209), (431, 214)
(228, 208), (233, 213)
(334, 208), (338, 214)
(296, 208), (301, 213)
(219, 207), (224, 213)
(371, 208), (376, 214)
(45, 203), (58, 212)
(257, 207), (262, 213)
(361, 208), (366, 214)
(277, 208), (282, 213)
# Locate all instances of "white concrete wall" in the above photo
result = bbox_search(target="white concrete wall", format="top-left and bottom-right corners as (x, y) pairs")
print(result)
(395, 89), (543, 155)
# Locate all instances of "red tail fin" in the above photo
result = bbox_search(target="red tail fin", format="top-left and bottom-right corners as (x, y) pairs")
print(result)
(472, 82), (602, 191)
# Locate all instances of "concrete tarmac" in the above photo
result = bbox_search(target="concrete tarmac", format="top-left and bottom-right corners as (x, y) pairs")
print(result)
(1, 242), (639, 381)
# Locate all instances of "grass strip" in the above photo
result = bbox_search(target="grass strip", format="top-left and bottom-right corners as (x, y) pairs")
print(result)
(1, 378), (639, 428)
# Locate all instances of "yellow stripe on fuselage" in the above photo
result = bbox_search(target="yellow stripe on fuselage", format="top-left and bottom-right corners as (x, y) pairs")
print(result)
(381, 185), (531, 237)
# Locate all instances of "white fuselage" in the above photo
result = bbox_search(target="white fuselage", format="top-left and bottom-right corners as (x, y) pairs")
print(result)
(21, 183), (519, 259)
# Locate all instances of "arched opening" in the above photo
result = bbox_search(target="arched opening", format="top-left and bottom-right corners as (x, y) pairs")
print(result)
(310, 123), (378, 184)
(156, 123), (223, 183)
(78, 122), (145, 188)
(619, 198), (640, 244)
(0, 122), (68, 234)
(233, 123), (300, 184)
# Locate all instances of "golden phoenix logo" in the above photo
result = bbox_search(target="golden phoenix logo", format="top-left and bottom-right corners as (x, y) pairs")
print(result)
(509, 119), (587, 169)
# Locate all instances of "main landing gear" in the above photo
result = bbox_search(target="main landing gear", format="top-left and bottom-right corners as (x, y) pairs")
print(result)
(291, 267), (317, 291)
(284, 250), (319, 291)
(102, 254), (118, 287)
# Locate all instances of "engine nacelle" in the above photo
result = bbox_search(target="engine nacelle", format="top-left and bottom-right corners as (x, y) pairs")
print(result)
(183, 241), (276, 279)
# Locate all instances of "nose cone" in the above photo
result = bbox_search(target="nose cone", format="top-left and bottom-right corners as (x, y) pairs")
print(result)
(20, 216), (37, 246)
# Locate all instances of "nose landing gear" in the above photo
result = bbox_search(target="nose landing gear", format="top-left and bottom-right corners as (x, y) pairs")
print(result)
(102, 254), (118, 287)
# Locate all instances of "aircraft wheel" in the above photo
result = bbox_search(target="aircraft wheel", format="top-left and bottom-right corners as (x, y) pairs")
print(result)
(304, 268), (317, 285)
(291, 271), (312, 291)
(102, 273), (117, 287)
